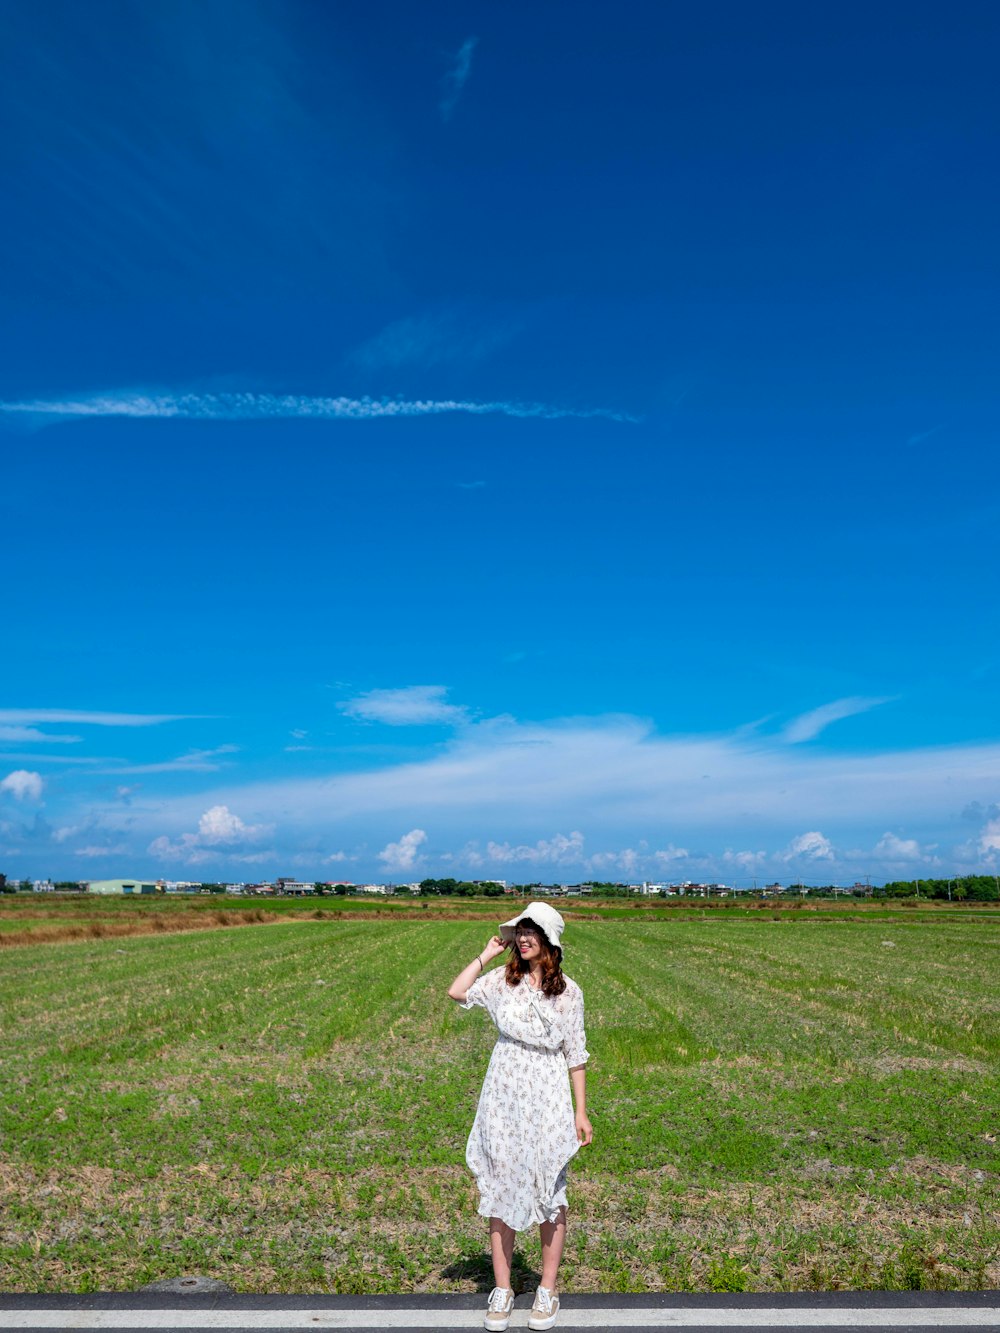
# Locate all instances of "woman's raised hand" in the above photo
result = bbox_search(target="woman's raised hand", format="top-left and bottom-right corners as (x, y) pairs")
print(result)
(480, 933), (508, 964)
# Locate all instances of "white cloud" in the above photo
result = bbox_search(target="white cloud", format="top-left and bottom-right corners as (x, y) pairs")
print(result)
(779, 831), (835, 862)
(978, 818), (1000, 857)
(351, 311), (516, 372)
(378, 828), (427, 872)
(872, 832), (925, 862)
(723, 848), (767, 870)
(49, 707), (1000, 879)
(339, 685), (468, 727)
(440, 37), (478, 120)
(0, 709), (193, 726)
(0, 770), (43, 801)
(653, 844), (689, 865)
(147, 804), (272, 864)
(783, 697), (892, 744)
(0, 725), (81, 744)
(486, 831), (585, 866)
(98, 745), (238, 775)
(0, 390), (636, 426)
(196, 805), (262, 844)
(74, 844), (130, 858)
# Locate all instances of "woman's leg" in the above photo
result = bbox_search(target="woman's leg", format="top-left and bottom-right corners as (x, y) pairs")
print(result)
(539, 1207), (566, 1290)
(489, 1217), (516, 1289)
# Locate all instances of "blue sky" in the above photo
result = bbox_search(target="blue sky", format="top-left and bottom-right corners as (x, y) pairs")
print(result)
(2, 1), (999, 883)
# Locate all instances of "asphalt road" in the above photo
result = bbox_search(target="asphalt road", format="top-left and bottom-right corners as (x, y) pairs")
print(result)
(0, 1291), (997, 1333)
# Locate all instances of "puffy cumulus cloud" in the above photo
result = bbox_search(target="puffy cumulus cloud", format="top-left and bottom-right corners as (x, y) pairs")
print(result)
(653, 844), (689, 865)
(978, 817), (1000, 858)
(779, 831), (835, 862)
(961, 801), (1000, 824)
(723, 848), (767, 870)
(873, 832), (926, 862)
(587, 846), (638, 876)
(148, 805), (272, 864)
(196, 805), (262, 844)
(0, 770), (43, 801)
(339, 685), (468, 727)
(378, 828), (427, 872)
(486, 831), (585, 866)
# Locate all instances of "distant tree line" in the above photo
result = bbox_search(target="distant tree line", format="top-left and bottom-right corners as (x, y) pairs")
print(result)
(876, 875), (999, 902)
(418, 878), (506, 897)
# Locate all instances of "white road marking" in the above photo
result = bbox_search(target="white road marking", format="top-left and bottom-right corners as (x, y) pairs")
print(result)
(0, 1308), (996, 1329)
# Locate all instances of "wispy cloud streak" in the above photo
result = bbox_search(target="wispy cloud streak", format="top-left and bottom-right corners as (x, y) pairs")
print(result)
(0, 391), (636, 426)
(0, 709), (195, 727)
(440, 37), (478, 120)
(782, 696), (893, 744)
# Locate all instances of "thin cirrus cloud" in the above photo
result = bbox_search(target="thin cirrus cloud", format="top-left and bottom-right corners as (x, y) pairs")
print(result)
(440, 37), (478, 120)
(0, 390), (637, 427)
(782, 696), (893, 744)
(14, 709), (1000, 878)
(350, 311), (519, 371)
(97, 745), (239, 776)
(0, 725), (82, 744)
(0, 708), (195, 726)
(130, 711), (1000, 877)
(338, 685), (469, 727)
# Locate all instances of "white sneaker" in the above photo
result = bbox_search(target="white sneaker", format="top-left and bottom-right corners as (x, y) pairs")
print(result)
(528, 1286), (560, 1330)
(484, 1286), (514, 1331)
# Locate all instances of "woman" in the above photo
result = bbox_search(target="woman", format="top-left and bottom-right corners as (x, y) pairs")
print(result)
(448, 901), (592, 1332)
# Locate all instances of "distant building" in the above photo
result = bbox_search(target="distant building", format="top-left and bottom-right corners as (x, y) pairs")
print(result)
(277, 880), (314, 896)
(86, 879), (158, 895)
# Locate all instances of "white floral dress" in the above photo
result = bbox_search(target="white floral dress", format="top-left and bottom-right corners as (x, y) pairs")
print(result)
(461, 966), (589, 1232)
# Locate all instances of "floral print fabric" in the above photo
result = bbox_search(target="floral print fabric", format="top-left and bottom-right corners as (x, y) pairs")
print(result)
(461, 966), (589, 1232)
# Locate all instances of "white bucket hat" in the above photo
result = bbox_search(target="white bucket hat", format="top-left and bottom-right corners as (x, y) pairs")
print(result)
(499, 901), (566, 950)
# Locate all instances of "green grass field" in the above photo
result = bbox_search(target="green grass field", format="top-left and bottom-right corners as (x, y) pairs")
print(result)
(0, 902), (996, 1293)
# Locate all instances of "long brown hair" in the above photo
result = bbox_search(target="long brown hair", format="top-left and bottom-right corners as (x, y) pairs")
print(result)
(504, 919), (566, 997)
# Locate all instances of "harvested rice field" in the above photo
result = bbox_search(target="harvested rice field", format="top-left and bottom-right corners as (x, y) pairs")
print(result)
(0, 904), (996, 1293)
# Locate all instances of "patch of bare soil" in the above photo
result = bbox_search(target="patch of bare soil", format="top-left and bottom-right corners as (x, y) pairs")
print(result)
(0, 909), (274, 948)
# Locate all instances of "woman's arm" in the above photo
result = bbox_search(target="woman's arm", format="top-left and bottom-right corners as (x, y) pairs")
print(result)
(447, 933), (507, 1002)
(570, 1065), (593, 1145)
